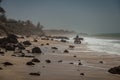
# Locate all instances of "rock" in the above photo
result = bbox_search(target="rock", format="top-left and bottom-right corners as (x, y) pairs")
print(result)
(73, 55), (77, 57)
(26, 61), (35, 65)
(64, 49), (69, 53)
(0, 67), (3, 70)
(78, 62), (82, 65)
(80, 73), (85, 76)
(51, 47), (58, 50)
(31, 58), (40, 63)
(45, 59), (51, 63)
(69, 45), (75, 49)
(69, 62), (74, 64)
(23, 41), (31, 46)
(61, 39), (67, 42)
(41, 44), (44, 46)
(0, 51), (4, 56)
(108, 66), (120, 74)
(32, 47), (42, 53)
(2, 62), (13, 66)
(33, 39), (38, 42)
(17, 43), (25, 50)
(46, 43), (49, 45)
(58, 60), (63, 63)
(99, 61), (103, 64)
(29, 72), (40, 76)
(4, 44), (16, 51)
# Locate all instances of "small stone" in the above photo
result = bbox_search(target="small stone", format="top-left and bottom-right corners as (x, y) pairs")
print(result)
(29, 72), (40, 76)
(31, 58), (40, 63)
(26, 61), (35, 65)
(45, 60), (51, 63)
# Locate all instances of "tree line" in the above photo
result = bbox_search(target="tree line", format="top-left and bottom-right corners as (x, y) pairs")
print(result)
(0, 0), (45, 36)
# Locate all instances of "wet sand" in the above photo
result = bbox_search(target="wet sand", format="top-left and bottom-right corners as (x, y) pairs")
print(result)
(0, 36), (120, 80)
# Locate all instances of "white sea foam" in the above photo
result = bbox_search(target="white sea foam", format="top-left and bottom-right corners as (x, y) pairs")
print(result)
(84, 37), (120, 55)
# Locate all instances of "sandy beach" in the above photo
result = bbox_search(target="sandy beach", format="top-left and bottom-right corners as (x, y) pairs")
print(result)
(0, 36), (120, 80)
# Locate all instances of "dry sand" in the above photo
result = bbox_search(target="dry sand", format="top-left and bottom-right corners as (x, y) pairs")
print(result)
(0, 36), (120, 80)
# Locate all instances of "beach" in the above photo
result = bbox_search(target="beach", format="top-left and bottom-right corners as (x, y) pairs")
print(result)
(0, 35), (120, 80)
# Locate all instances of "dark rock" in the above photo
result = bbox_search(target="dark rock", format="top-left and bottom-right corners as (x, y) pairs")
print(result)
(0, 67), (3, 70)
(26, 50), (31, 53)
(99, 61), (103, 64)
(2, 62), (13, 66)
(24, 55), (35, 58)
(64, 49), (69, 53)
(5, 44), (15, 51)
(0, 51), (4, 55)
(73, 55), (77, 57)
(45, 59), (51, 63)
(17, 43), (25, 50)
(61, 39), (67, 42)
(78, 62), (82, 65)
(23, 41), (31, 46)
(41, 44), (44, 46)
(108, 66), (120, 74)
(26, 61), (35, 65)
(29, 72), (40, 76)
(46, 43), (49, 45)
(80, 73), (84, 76)
(58, 60), (63, 63)
(51, 47), (58, 50)
(69, 62), (74, 64)
(33, 39), (38, 42)
(31, 58), (40, 63)
(32, 47), (42, 53)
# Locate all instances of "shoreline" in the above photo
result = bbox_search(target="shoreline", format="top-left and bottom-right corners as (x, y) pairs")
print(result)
(0, 36), (120, 80)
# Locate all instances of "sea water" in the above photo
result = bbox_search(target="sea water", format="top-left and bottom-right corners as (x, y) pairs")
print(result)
(68, 35), (120, 55)
(84, 37), (120, 55)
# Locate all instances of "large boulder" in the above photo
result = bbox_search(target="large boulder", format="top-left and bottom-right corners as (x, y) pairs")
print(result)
(32, 47), (42, 53)
(108, 66), (120, 74)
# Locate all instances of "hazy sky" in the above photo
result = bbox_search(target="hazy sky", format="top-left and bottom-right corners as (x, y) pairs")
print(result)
(2, 0), (120, 34)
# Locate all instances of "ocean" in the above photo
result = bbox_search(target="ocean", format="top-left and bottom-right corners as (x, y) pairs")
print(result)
(69, 34), (120, 55)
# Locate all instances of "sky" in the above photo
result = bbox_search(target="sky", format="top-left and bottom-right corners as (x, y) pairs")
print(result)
(1, 0), (120, 34)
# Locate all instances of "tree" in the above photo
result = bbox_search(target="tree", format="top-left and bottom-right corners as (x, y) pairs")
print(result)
(0, 0), (8, 35)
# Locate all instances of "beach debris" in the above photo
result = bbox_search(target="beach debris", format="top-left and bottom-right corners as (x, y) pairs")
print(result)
(23, 41), (31, 46)
(31, 58), (40, 63)
(29, 72), (40, 76)
(99, 61), (103, 64)
(64, 49), (69, 53)
(26, 61), (35, 65)
(2, 62), (13, 66)
(45, 59), (51, 63)
(32, 47), (42, 53)
(58, 60), (63, 63)
(80, 73), (85, 76)
(108, 66), (120, 74)
(51, 47), (58, 50)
